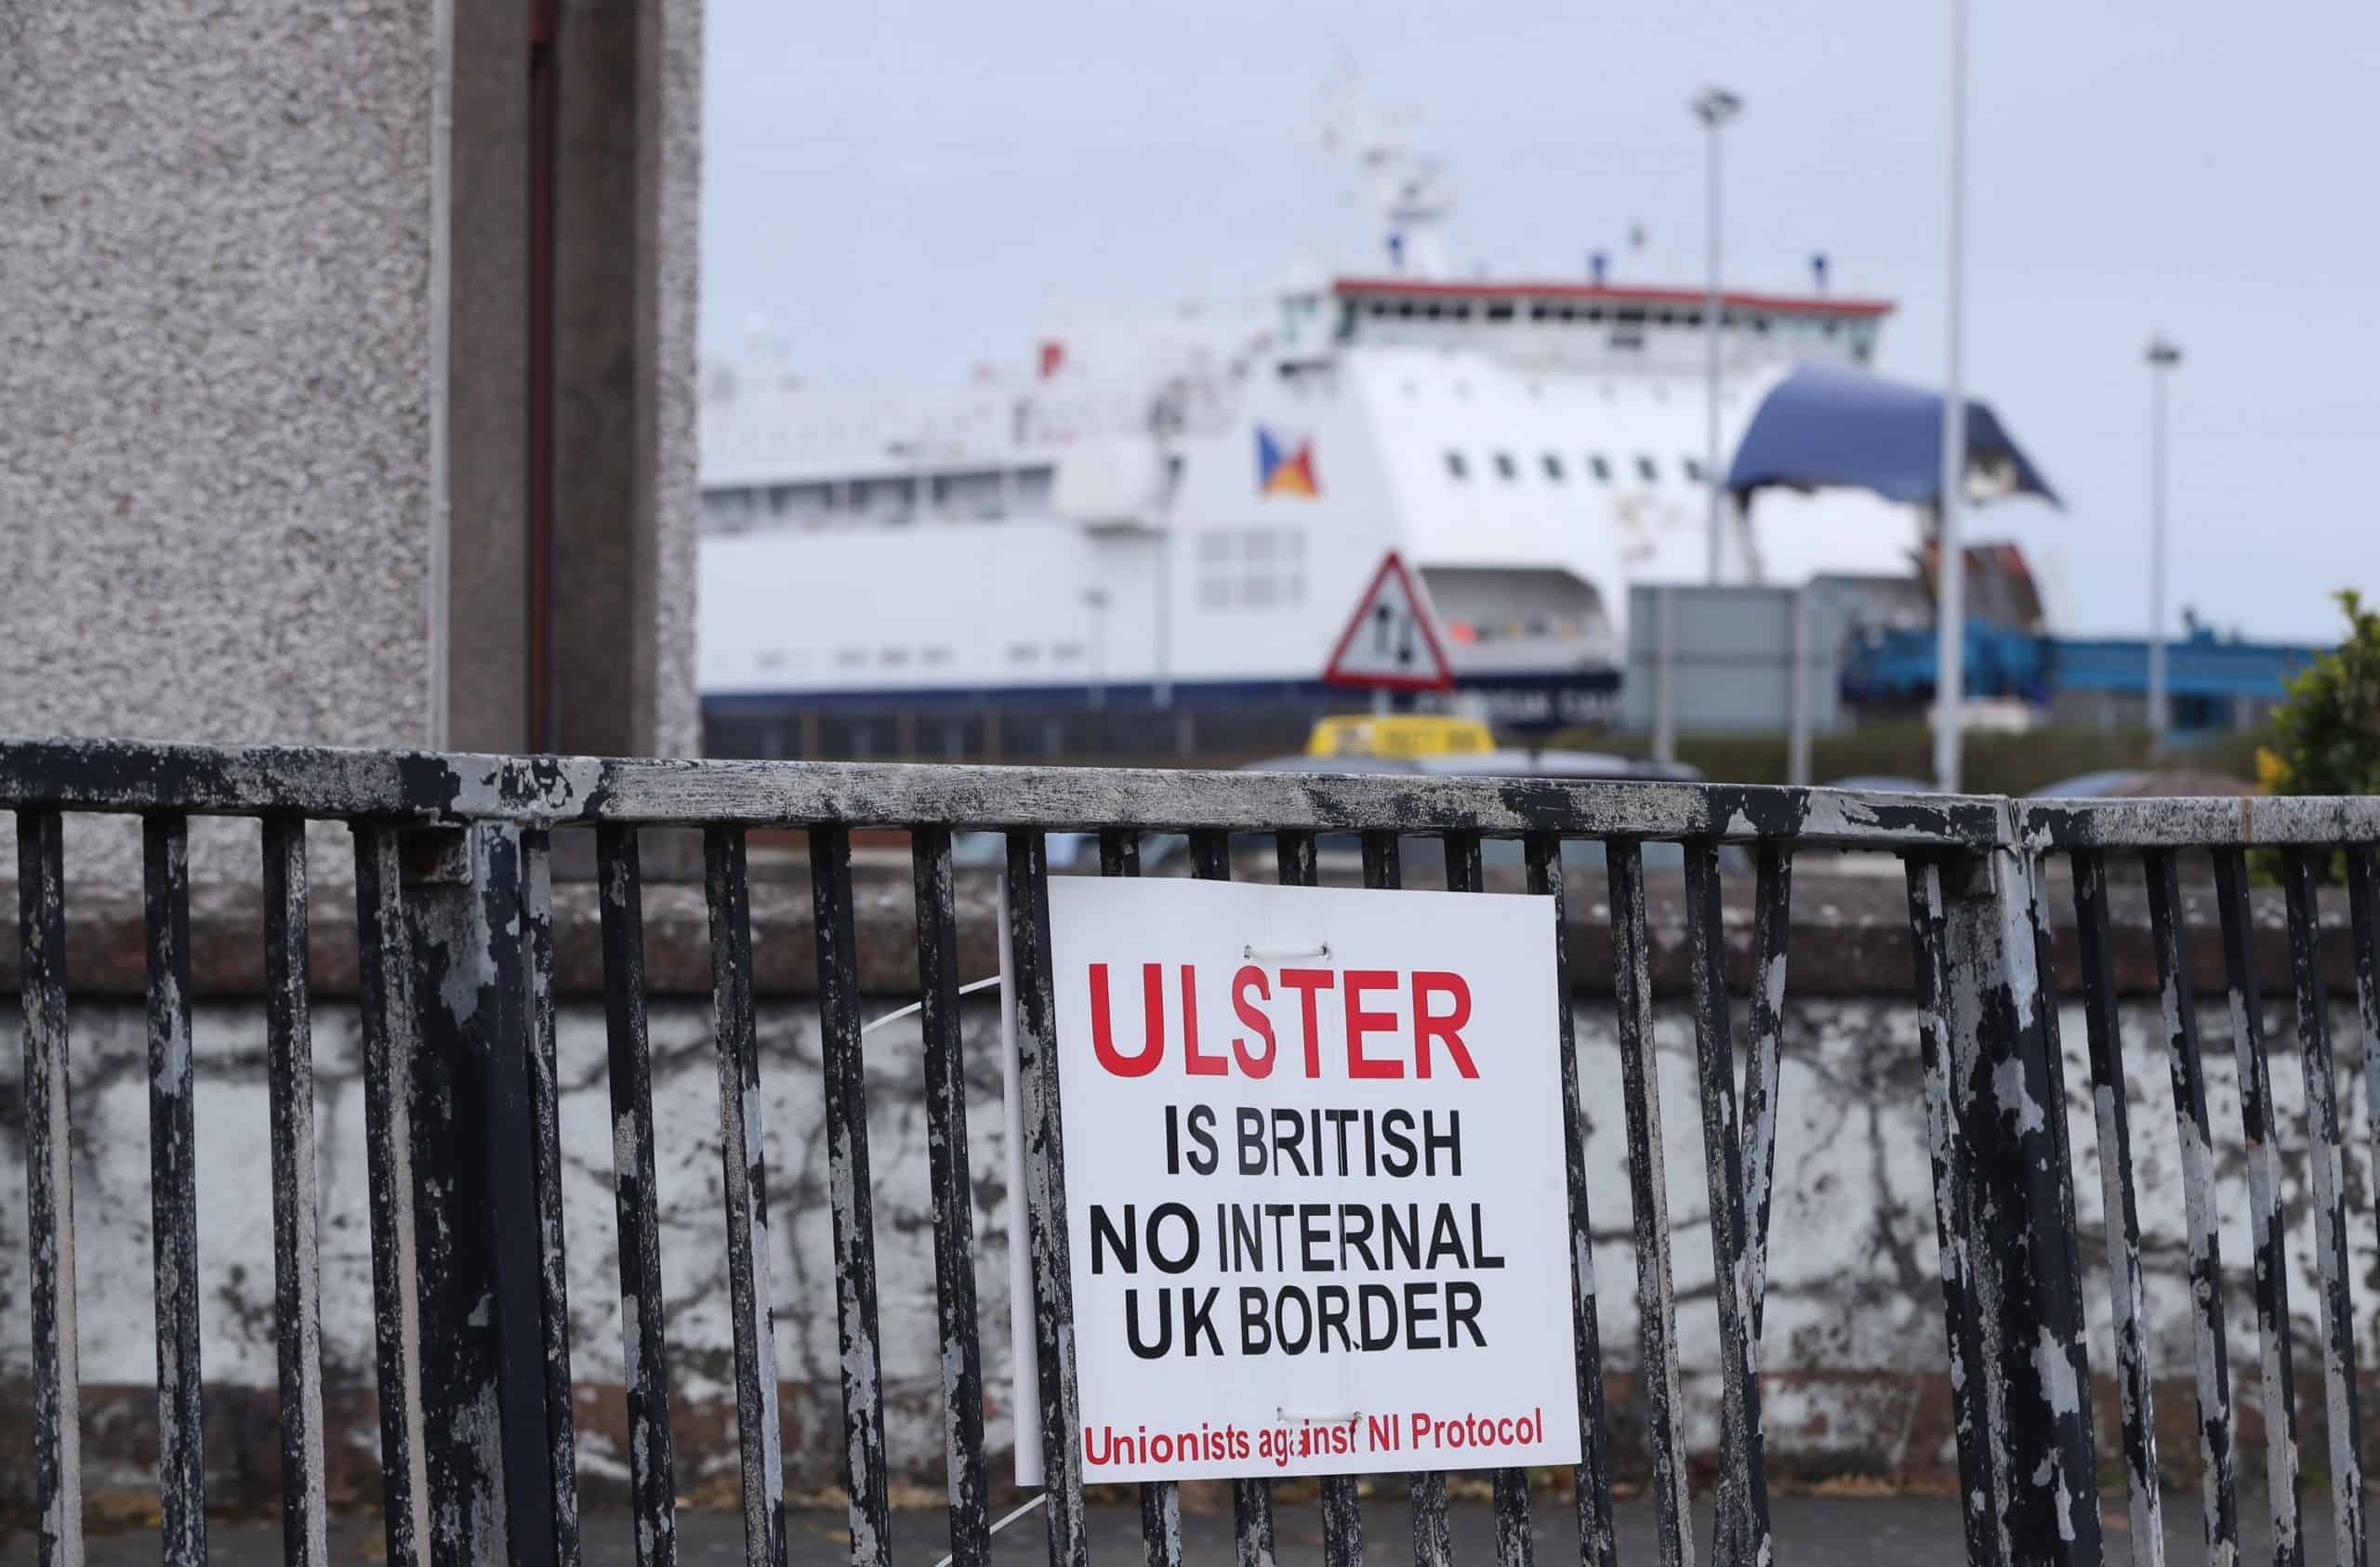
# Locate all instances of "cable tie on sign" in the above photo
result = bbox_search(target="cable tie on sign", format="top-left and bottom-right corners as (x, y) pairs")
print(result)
(860, 974), (1001, 1036)
(927, 1492), (1045, 1567)
(1275, 1406), (1361, 1429)
(1243, 941), (1330, 962)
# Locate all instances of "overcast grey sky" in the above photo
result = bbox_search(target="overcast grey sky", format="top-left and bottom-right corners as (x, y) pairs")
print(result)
(700, 0), (2378, 642)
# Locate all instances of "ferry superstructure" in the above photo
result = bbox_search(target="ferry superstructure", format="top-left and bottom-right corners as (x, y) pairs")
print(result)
(698, 145), (2046, 749)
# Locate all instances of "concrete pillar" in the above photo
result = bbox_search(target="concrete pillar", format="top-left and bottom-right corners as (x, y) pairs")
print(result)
(0, 2), (702, 887)
(549, 0), (704, 761)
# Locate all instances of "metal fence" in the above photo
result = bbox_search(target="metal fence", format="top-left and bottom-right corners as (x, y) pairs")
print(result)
(4, 734), (2378, 1567)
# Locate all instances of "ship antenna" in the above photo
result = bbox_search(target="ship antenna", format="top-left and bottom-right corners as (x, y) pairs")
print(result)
(1319, 81), (1453, 279)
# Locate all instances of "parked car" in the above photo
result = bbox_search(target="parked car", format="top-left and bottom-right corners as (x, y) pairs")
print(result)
(2027, 770), (2252, 799)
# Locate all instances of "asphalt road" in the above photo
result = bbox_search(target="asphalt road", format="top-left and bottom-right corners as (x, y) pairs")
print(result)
(31, 1491), (2336, 1565)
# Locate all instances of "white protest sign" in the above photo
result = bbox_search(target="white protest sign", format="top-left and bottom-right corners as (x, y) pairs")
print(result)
(1008, 876), (1579, 1485)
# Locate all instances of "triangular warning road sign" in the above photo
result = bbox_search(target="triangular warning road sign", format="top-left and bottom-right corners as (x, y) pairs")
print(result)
(1322, 551), (1456, 691)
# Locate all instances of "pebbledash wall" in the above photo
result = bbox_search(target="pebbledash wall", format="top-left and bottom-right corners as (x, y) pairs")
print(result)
(3, 855), (2376, 1519)
(0, 3), (705, 889)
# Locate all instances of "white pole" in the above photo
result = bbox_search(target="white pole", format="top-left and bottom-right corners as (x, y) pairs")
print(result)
(2146, 336), (2180, 744)
(1933, 0), (1969, 794)
(1692, 89), (1741, 584)
(1705, 118), (1725, 585)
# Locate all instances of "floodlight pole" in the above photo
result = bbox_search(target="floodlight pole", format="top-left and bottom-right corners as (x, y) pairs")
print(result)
(1693, 86), (1743, 586)
(1933, 0), (1969, 793)
(2146, 335), (2182, 744)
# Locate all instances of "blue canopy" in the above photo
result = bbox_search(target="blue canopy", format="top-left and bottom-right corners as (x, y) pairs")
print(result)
(1725, 363), (2060, 508)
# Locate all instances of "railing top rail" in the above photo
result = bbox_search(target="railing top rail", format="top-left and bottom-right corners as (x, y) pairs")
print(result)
(0, 734), (2017, 848)
(2023, 794), (2380, 850)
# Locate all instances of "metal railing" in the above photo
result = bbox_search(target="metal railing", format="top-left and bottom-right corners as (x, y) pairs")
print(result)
(2021, 798), (2380, 1567)
(4, 733), (2378, 1567)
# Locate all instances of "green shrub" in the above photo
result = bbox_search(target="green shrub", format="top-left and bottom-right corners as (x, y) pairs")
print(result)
(2259, 590), (2380, 798)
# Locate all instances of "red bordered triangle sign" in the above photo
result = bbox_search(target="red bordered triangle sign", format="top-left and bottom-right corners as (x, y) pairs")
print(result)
(1322, 551), (1456, 691)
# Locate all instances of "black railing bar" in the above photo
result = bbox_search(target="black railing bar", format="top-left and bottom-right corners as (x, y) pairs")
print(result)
(2211, 848), (2307, 1560)
(593, 823), (682, 1567)
(2025, 795), (2380, 849)
(260, 813), (332, 1567)
(1006, 829), (1092, 1567)
(351, 823), (430, 1567)
(908, 827), (995, 1567)
(142, 813), (209, 1565)
(0, 736), (2009, 846)
(19, 807), (86, 1567)
(520, 830), (584, 1565)
(703, 826), (791, 1567)
(1606, 839), (1694, 1567)
(1524, 836), (1620, 1567)
(1898, 852), (2002, 1567)
(1183, 829), (1279, 1567)
(2069, 849), (2166, 1566)
(1096, 827), (1186, 1567)
(1685, 837), (1772, 1567)
(813, 826), (895, 1567)
(2139, 848), (2241, 1564)
(2280, 849), (2368, 1567)
(1274, 829), (1363, 1567)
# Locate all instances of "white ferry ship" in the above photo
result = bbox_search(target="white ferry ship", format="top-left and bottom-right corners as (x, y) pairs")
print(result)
(698, 138), (2055, 757)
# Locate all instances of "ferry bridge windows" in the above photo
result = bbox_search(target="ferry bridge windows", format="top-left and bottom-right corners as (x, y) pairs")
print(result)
(1444, 451), (1470, 481)
(700, 487), (759, 533)
(773, 481), (833, 527)
(1492, 452), (1518, 481)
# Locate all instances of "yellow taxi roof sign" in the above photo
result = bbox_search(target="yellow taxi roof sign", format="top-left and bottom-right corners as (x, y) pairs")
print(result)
(1304, 714), (1496, 760)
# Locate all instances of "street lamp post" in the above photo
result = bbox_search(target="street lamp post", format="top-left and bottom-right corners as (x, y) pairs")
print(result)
(2151, 333), (2179, 746)
(2146, 335), (2182, 743)
(1933, 0), (1969, 793)
(1692, 86), (1743, 586)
